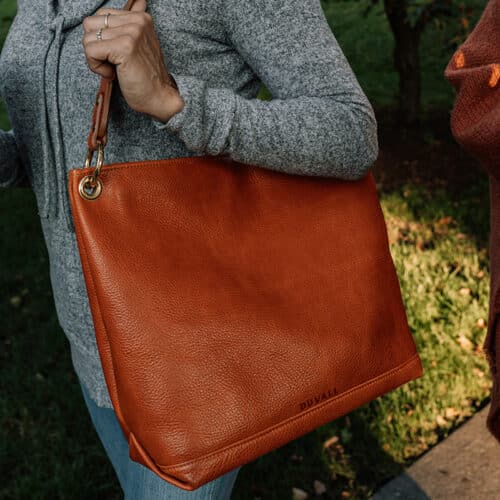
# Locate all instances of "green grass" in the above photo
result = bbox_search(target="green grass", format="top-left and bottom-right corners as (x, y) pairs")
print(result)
(0, 0), (493, 498)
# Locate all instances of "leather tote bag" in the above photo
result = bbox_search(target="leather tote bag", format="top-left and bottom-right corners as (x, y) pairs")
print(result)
(68, 0), (423, 490)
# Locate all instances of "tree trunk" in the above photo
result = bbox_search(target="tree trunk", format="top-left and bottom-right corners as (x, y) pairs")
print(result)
(384, 0), (425, 126)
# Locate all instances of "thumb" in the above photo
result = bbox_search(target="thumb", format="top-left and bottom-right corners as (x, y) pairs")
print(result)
(129, 0), (147, 12)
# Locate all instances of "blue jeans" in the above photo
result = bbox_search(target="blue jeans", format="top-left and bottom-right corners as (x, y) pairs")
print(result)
(78, 378), (241, 499)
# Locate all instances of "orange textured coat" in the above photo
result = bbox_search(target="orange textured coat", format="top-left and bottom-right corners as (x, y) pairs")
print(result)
(445, 0), (500, 441)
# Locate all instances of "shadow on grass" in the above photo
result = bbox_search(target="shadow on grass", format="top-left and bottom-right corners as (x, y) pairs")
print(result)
(232, 409), (408, 499)
(373, 108), (490, 250)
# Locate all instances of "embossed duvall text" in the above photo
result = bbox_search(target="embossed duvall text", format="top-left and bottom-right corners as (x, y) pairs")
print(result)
(299, 387), (338, 411)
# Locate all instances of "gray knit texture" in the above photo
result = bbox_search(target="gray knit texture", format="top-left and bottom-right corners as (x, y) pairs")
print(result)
(0, 0), (378, 408)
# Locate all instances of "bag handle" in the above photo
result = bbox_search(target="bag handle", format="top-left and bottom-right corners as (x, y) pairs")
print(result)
(86, 0), (138, 156)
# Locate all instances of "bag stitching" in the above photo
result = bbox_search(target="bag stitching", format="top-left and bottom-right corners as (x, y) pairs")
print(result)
(158, 353), (421, 471)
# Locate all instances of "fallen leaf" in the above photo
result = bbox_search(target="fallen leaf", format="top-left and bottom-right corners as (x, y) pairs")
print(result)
(457, 334), (473, 351)
(292, 487), (309, 500)
(474, 344), (485, 356)
(436, 216), (453, 225)
(313, 480), (327, 495)
(9, 295), (22, 307)
(445, 407), (459, 420)
(436, 415), (447, 427)
(322, 436), (339, 449)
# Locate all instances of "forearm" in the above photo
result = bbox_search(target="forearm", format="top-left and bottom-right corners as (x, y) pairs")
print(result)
(221, 92), (378, 180)
(153, 73), (378, 180)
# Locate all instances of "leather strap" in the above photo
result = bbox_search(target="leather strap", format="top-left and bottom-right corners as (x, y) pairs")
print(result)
(87, 0), (138, 151)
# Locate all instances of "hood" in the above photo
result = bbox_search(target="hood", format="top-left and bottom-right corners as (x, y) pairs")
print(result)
(42, 0), (111, 230)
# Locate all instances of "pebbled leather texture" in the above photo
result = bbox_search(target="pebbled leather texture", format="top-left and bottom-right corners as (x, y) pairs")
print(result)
(68, 155), (423, 491)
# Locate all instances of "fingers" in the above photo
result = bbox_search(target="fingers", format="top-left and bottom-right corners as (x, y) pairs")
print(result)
(84, 35), (134, 79)
(83, 23), (144, 46)
(83, 29), (138, 78)
(82, 1), (150, 80)
(95, 0), (147, 16)
(129, 0), (148, 12)
(82, 10), (151, 33)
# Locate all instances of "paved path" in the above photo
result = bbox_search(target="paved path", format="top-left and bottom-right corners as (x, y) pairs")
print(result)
(372, 405), (500, 499)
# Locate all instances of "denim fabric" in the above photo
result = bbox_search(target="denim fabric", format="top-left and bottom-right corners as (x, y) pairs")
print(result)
(78, 378), (241, 499)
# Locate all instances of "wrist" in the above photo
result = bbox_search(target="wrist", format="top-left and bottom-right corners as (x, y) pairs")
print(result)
(149, 83), (185, 123)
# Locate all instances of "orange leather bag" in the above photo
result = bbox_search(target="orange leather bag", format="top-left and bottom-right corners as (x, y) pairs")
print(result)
(68, 0), (423, 490)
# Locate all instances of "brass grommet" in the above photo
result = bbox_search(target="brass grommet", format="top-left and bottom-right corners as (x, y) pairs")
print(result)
(78, 175), (102, 200)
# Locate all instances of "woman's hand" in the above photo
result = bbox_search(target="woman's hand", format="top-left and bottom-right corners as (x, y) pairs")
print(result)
(82, 0), (184, 122)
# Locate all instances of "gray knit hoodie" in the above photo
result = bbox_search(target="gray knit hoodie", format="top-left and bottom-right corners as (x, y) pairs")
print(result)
(0, 0), (378, 408)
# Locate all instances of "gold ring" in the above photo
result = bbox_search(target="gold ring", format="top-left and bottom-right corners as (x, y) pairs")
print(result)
(104, 12), (111, 29)
(96, 27), (103, 41)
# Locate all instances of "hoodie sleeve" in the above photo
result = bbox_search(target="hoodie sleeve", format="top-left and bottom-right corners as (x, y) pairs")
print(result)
(151, 0), (378, 180)
(0, 128), (27, 187)
(444, 0), (500, 179)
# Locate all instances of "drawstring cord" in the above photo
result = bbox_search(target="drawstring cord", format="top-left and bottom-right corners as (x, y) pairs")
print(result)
(50, 14), (74, 230)
(41, 12), (63, 224)
(45, 9), (73, 231)
(43, 1), (109, 231)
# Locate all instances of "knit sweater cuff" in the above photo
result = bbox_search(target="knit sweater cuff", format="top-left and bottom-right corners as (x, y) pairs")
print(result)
(151, 72), (237, 155)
